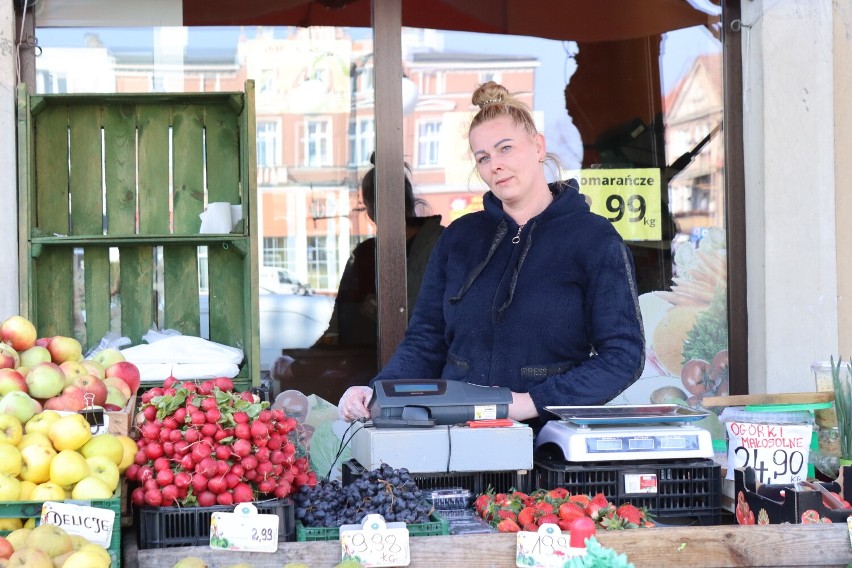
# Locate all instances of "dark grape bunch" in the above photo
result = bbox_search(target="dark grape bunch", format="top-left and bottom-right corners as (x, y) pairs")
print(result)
(294, 464), (433, 527)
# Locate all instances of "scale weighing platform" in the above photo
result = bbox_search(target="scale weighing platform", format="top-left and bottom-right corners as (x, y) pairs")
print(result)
(535, 404), (714, 462)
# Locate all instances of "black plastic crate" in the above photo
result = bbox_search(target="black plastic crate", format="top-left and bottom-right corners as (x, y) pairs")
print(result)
(534, 458), (722, 526)
(138, 498), (294, 549)
(343, 459), (531, 495)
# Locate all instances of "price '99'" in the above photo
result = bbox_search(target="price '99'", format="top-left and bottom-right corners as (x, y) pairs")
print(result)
(606, 194), (646, 223)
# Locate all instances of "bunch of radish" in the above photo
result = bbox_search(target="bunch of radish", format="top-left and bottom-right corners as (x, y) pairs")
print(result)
(126, 376), (317, 508)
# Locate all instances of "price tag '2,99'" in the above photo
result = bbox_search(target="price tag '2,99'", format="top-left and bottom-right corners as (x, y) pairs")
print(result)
(210, 503), (279, 553)
(576, 168), (662, 241)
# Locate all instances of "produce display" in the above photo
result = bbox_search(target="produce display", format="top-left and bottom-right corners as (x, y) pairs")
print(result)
(127, 376), (316, 507)
(293, 464), (433, 527)
(0, 524), (112, 568)
(474, 488), (653, 533)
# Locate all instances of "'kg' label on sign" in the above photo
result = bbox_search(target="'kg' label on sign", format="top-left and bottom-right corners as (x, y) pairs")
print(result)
(575, 168), (662, 241)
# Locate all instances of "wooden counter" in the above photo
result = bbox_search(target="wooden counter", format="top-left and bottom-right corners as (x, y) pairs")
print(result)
(136, 524), (852, 567)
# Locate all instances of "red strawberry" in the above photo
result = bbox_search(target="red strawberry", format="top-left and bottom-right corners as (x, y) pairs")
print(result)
(557, 520), (572, 531)
(522, 523), (539, 532)
(497, 509), (518, 522)
(546, 488), (569, 500)
(494, 493), (509, 506)
(615, 503), (643, 527)
(474, 494), (492, 515)
(558, 502), (587, 523)
(497, 519), (521, 533)
(568, 494), (591, 507)
(590, 493), (609, 508)
(534, 501), (555, 515)
(518, 506), (538, 527)
(536, 513), (560, 526)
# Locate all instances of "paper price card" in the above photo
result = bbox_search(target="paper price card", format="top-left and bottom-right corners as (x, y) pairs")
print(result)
(41, 501), (115, 548)
(724, 421), (812, 483)
(209, 503), (279, 553)
(516, 523), (585, 568)
(576, 168), (662, 241)
(340, 514), (410, 567)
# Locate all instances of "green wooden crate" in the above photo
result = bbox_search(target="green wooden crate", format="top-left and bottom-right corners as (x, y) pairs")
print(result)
(16, 82), (260, 388)
(0, 488), (122, 567)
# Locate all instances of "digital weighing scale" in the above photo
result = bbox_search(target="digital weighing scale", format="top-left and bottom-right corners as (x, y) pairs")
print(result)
(535, 404), (714, 462)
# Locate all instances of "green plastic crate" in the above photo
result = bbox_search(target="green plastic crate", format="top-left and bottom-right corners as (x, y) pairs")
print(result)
(0, 487), (122, 567)
(295, 510), (448, 542)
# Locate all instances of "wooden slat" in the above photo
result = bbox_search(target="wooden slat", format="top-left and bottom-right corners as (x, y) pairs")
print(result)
(137, 105), (171, 235)
(103, 103), (138, 236)
(207, 243), (244, 350)
(118, 246), (155, 345)
(204, 102), (240, 204)
(34, 248), (74, 337)
(137, 524), (852, 567)
(34, 105), (69, 235)
(162, 245), (201, 336)
(83, 247), (111, 351)
(171, 105), (205, 234)
(703, 392), (835, 407)
(68, 105), (103, 236)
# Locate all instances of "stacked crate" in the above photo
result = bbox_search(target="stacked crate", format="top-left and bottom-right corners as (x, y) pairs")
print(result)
(16, 82), (260, 391)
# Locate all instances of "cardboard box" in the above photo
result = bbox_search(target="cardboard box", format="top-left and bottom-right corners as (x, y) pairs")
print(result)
(734, 466), (852, 524)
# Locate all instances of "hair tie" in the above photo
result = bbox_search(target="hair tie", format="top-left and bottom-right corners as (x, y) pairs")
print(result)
(479, 96), (503, 109)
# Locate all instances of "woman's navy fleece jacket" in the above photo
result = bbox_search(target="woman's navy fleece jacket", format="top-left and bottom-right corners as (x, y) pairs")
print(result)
(372, 179), (645, 417)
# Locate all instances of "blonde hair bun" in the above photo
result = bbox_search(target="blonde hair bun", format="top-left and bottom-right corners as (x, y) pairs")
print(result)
(472, 81), (511, 110)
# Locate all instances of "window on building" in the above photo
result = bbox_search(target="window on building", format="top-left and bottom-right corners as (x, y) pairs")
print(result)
(257, 121), (280, 167)
(304, 118), (332, 167)
(349, 118), (375, 166)
(417, 120), (442, 167)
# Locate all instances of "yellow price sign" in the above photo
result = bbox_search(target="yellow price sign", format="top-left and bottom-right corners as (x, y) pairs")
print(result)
(576, 168), (662, 241)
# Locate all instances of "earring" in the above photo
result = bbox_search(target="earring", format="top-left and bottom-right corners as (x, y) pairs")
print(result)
(538, 157), (544, 163)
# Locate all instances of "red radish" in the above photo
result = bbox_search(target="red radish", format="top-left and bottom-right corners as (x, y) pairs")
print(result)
(241, 455), (258, 470)
(244, 469), (258, 482)
(197, 490), (216, 507)
(198, 380), (215, 395)
(214, 429), (229, 442)
(141, 422), (160, 441)
(215, 460), (229, 476)
(217, 492), (234, 506)
(173, 407), (187, 424)
(179, 454), (195, 471)
(144, 479), (159, 492)
(163, 442), (175, 456)
(131, 487), (146, 506)
(161, 484), (178, 506)
(239, 391), (256, 403)
(207, 476), (228, 495)
(191, 474), (209, 494)
(156, 469), (175, 487)
(181, 381), (197, 393)
(232, 439), (251, 458)
(164, 388), (177, 396)
(173, 440), (190, 456)
(257, 478), (275, 494)
(201, 423), (218, 438)
(230, 464), (244, 478)
(190, 411), (206, 426)
(225, 473), (240, 489)
(183, 428), (200, 444)
(144, 489), (163, 507)
(144, 443), (164, 460)
(163, 376), (178, 389)
(169, 429), (182, 443)
(142, 405), (157, 422)
(235, 423), (251, 440)
(205, 407), (221, 423)
(163, 417), (179, 430)
(215, 444), (231, 460)
(233, 483), (254, 503)
(196, 457), (217, 478)
(174, 471), (191, 489)
(126, 464), (141, 480)
(138, 466), (154, 483)
(200, 397), (218, 411)
(255, 447), (270, 463)
(233, 411), (249, 424)
(214, 377), (234, 391)
(134, 450), (148, 466)
(153, 457), (170, 471)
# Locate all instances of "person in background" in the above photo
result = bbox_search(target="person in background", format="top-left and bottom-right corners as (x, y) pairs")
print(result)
(338, 81), (645, 426)
(317, 152), (444, 347)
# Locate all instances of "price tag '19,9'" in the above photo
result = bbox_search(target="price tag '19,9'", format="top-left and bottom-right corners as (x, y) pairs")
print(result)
(575, 168), (662, 242)
(516, 523), (585, 568)
(340, 514), (410, 567)
(210, 503), (279, 553)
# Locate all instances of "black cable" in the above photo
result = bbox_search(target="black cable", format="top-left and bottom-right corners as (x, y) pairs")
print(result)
(324, 419), (363, 481)
(446, 424), (452, 473)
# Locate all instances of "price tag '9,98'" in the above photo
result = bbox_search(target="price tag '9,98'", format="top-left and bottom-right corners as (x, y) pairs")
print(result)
(210, 503), (279, 553)
(340, 514), (410, 567)
(576, 168), (662, 242)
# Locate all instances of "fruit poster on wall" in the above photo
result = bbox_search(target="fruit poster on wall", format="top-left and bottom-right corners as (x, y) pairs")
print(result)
(613, 227), (729, 437)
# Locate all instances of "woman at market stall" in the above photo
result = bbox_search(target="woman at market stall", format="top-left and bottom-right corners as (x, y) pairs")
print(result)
(338, 80), (645, 426)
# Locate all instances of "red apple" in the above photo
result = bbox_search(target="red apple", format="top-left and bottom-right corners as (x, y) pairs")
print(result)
(0, 316), (37, 352)
(103, 377), (131, 399)
(0, 368), (28, 395)
(67, 374), (108, 407)
(105, 362), (141, 395)
(35, 337), (52, 348)
(46, 336), (83, 364)
(44, 386), (87, 412)
(0, 344), (19, 370)
(102, 403), (123, 412)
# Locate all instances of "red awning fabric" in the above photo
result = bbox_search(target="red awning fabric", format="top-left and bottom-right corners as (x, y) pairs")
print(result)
(182, 0), (714, 42)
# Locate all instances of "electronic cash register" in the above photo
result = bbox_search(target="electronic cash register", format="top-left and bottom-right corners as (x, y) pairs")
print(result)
(368, 379), (512, 428)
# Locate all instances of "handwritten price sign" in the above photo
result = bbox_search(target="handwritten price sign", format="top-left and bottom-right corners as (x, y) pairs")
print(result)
(340, 514), (410, 567)
(516, 523), (585, 568)
(576, 168), (662, 241)
(209, 503), (279, 553)
(724, 421), (812, 484)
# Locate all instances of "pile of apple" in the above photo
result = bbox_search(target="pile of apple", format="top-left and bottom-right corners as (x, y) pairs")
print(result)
(0, 315), (141, 420)
(127, 377), (317, 509)
(0, 523), (112, 568)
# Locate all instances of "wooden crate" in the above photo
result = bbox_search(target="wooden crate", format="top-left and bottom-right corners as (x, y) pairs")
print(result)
(16, 82), (260, 389)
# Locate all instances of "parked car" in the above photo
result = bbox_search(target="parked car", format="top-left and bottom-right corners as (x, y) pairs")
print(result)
(260, 266), (312, 295)
(200, 287), (334, 371)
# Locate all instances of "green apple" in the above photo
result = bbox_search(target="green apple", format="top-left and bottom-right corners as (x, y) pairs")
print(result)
(18, 479), (35, 500)
(50, 450), (90, 489)
(70, 475), (113, 500)
(0, 414), (23, 446)
(19, 346), (51, 369)
(81, 433), (124, 466)
(0, 368), (28, 395)
(0, 474), (21, 501)
(116, 434), (138, 473)
(104, 384), (129, 409)
(0, 391), (42, 424)
(47, 413), (92, 451)
(173, 557), (209, 568)
(80, 359), (106, 380)
(91, 348), (125, 369)
(46, 336), (83, 365)
(25, 523), (73, 559)
(29, 481), (65, 501)
(84, 455), (120, 492)
(5, 528), (30, 551)
(0, 344), (20, 370)
(59, 361), (88, 386)
(25, 410), (61, 436)
(7, 547), (53, 568)
(0, 442), (22, 477)
(20, 444), (56, 484)
(62, 547), (111, 568)
(17, 432), (51, 452)
(25, 362), (66, 399)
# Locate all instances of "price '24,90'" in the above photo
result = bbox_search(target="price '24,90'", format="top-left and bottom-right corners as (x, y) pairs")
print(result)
(606, 194), (646, 223)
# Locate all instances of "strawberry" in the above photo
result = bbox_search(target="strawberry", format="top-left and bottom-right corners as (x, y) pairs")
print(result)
(615, 503), (643, 527)
(517, 506), (538, 527)
(497, 509), (518, 522)
(522, 523), (539, 532)
(557, 520), (572, 531)
(536, 513), (560, 526)
(497, 519), (521, 533)
(494, 493), (509, 506)
(568, 494), (591, 508)
(534, 501), (555, 515)
(590, 493), (609, 508)
(474, 494), (492, 515)
(558, 502), (587, 523)
(546, 488), (569, 500)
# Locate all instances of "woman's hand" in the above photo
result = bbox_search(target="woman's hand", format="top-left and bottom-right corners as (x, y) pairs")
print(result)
(508, 391), (538, 421)
(338, 386), (374, 421)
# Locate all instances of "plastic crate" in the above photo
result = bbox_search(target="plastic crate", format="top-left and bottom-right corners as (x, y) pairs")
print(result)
(295, 510), (448, 542)
(534, 458), (722, 525)
(343, 459), (531, 495)
(0, 489), (122, 567)
(137, 498), (293, 549)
